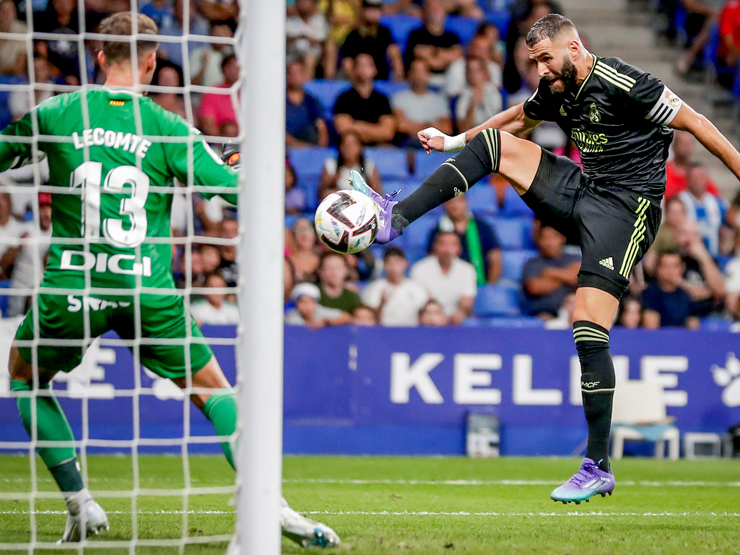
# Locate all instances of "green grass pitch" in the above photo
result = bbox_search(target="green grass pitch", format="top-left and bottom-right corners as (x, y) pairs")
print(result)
(0, 455), (738, 554)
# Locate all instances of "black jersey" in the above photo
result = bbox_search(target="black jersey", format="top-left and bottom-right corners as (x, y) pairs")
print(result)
(523, 55), (683, 199)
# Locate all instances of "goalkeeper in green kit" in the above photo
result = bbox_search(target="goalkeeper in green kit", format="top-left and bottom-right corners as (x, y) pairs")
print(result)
(1, 12), (338, 548)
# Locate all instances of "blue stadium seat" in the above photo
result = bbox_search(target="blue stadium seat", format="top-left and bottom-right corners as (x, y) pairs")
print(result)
(414, 150), (449, 179)
(297, 174), (321, 210)
(446, 16), (478, 47)
(484, 316), (544, 329)
(399, 214), (437, 249)
(380, 14), (421, 52)
(404, 246), (428, 265)
(285, 214), (299, 230)
(502, 249), (537, 282)
(485, 10), (510, 35)
(365, 148), (411, 180)
(304, 80), (351, 119)
(700, 318), (735, 332)
(289, 147), (336, 177)
(474, 284), (520, 317)
(375, 81), (409, 99)
(490, 217), (534, 250)
(466, 183), (497, 215)
(0, 279), (11, 318)
(498, 186), (532, 217)
(385, 179), (421, 201)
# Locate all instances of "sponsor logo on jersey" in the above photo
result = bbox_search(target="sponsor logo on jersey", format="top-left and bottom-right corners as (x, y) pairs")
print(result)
(581, 381), (601, 389)
(589, 103), (601, 124)
(570, 128), (608, 153)
(599, 257), (614, 271)
(72, 128), (152, 159)
(67, 295), (131, 313)
(60, 250), (153, 277)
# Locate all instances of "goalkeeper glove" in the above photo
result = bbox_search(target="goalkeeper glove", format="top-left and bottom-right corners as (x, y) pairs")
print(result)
(222, 143), (241, 170)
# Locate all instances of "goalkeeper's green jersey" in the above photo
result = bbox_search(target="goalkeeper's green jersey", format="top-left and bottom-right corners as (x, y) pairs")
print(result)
(0, 86), (238, 292)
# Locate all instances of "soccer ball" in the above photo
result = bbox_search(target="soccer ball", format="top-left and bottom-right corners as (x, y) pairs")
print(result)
(314, 190), (379, 254)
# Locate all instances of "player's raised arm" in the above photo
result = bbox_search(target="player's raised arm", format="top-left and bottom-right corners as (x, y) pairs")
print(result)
(669, 102), (740, 182)
(418, 102), (541, 154)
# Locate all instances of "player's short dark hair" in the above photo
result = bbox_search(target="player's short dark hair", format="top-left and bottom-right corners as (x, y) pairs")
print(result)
(99, 12), (159, 64)
(526, 14), (576, 48)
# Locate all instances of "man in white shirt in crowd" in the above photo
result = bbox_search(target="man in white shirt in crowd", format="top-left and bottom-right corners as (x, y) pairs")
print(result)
(7, 193), (52, 317)
(410, 231), (477, 325)
(362, 247), (429, 326)
(0, 191), (30, 282)
(392, 59), (452, 148)
(190, 273), (240, 326)
(285, 0), (328, 78)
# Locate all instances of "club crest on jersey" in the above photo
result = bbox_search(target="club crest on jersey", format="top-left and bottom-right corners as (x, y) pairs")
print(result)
(589, 103), (601, 124)
(665, 89), (681, 107)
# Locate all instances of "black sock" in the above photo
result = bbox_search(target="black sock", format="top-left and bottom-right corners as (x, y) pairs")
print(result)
(573, 320), (615, 472)
(393, 129), (501, 230)
(49, 458), (84, 495)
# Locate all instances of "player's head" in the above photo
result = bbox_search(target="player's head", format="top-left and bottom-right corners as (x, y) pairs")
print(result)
(526, 14), (586, 94)
(98, 12), (159, 86)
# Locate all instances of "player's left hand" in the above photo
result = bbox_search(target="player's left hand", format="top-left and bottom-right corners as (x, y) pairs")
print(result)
(418, 128), (444, 154)
(222, 143), (240, 170)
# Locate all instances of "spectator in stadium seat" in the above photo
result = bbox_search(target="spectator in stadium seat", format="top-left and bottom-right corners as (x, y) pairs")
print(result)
(319, 130), (382, 199)
(318, 251), (364, 314)
(190, 273), (240, 326)
(177, 249), (206, 289)
(426, 194), (502, 285)
(198, 0), (239, 22)
(288, 217), (321, 284)
(642, 251), (701, 329)
(189, 21), (234, 87)
(156, 0), (210, 66)
(544, 291), (576, 329)
(678, 162), (728, 256)
(0, 0), (27, 77)
(392, 59), (452, 148)
(644, 195), (688, 277)
(445, 0), (483, 19)
(7, 193), (52, 317)
(418, 299), (450, 326)
(285, 282), (350, 327)
(676, 0), (722, 75)
(723, 247), (740, 319)
(35, 0), (87, 83)
(333, 53), (396, 145)
(286, 60), (329, 147)
(445, 31), (503, 98)
(339, 0), (404, 81)
(717, 0), (740, 89)
(521, 225), (580, 320)
(665, 131), (720, 198)
(674, 220), (726, 314)
(218, 218), (238, 288)
(362, 247), (429, 326)
(286, 0), (328, 78)
(616, 295), (643, 329)
(455, 56), (503, 131)
(285, 160), (307, 214)
(410, 231), (476, 325)
(317, 0), (359, 79)
(9, 57), (54, 120)
(198, 54), (239, 137)
(140, 0), (173, 28)
(404, 0), (462, 87)
(0, 192), (30, 281)
(151, 66), (187, 119)
(353, 305), (378, 325)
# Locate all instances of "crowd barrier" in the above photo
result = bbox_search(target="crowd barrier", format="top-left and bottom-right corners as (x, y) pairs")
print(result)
(1, 320), (739, 456)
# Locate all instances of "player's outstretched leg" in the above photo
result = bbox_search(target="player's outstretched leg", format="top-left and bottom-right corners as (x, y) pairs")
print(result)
(351, 129), (542, 244)
(551, 289), (618, 504)
(8, 346), (109, 542)
(179, 358), (339, 548)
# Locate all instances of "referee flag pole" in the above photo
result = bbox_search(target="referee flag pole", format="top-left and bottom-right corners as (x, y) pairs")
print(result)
(236, 0), (285, 554)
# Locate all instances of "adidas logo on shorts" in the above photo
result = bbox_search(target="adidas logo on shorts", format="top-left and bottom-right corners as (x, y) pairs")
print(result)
(599, 257), (614, 271)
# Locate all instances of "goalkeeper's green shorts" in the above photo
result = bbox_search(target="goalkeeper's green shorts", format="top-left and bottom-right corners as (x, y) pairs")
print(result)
(15, 288), (214, 380)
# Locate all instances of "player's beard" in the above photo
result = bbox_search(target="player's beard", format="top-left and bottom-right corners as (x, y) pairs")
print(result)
(544, 57), (578, 94)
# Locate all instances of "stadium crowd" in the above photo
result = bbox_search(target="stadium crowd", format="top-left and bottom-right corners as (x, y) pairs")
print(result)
(0, 0), (740, 329)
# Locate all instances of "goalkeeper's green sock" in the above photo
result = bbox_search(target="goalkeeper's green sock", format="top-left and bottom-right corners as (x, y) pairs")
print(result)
(201, 388), (237, 470)
(12, 380), (83, 496)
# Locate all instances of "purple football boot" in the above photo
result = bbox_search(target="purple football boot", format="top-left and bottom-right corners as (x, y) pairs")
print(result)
(550, 458), (615, 504)
(349, 170), (401, 244)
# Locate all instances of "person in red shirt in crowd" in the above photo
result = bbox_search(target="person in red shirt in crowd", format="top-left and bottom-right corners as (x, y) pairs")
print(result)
(198, 54), (239, 137)
(717, 0), (740, 89)
(665, 130), (720, 198)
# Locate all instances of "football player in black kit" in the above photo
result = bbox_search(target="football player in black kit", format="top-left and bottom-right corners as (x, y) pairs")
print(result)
(349, 13), (740, 503)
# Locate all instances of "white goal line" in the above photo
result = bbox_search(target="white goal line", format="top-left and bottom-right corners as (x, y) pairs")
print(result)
(283, 478), (740, 487)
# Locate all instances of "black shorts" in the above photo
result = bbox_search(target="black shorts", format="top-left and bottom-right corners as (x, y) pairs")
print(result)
(521, 150), (662, 300)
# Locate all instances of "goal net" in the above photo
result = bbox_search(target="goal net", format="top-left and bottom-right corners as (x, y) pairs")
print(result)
(0, 0), (255, 550)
